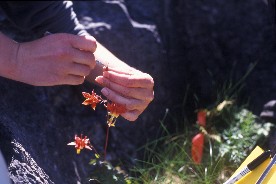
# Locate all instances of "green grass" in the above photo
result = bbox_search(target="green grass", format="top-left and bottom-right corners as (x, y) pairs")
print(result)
(128, 62), (274, 183)
(129, 102), (273, 184)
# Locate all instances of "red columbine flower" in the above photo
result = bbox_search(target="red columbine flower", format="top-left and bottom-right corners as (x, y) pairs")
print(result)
(82, 90), (102, 110)
(106, 102), (126, 118)
(67, 134), (93, 154)
(191, 133), (205, 164)
(191, 110), (207, 164)
(197, 110), (207, 127)
(105, 102), (127, 127)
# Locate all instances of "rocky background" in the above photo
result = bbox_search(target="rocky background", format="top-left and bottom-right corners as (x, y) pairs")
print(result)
(0, 0), (275, 183)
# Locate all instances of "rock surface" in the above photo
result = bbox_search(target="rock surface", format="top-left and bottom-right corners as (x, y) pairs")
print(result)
(0, 0), (275, 183)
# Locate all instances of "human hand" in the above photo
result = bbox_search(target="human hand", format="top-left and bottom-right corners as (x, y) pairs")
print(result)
(95, 67), (154, 121)
(10, 33), (97, 86)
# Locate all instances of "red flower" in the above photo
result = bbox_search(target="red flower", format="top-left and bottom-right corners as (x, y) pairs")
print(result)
(197, 110), (206, 127)
(191, 133), (205, 164)
(106, 102), (127, 118)
(105, 102), (127, 127)
(67, 134), (93, 154)
(82, 90), (102, 110)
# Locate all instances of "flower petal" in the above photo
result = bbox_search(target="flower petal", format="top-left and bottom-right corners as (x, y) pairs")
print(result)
(67, 142), (76, 146)
(191, 133), (205, 164)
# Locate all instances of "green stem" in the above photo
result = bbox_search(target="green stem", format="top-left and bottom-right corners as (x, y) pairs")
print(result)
(104, 125), (110, 160)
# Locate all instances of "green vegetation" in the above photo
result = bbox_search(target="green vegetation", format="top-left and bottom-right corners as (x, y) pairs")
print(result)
(128, 100), (273, 184)
(86, 63), (274, 184)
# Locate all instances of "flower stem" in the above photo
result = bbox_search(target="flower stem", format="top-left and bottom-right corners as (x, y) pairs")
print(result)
(104, 125), (110, 160)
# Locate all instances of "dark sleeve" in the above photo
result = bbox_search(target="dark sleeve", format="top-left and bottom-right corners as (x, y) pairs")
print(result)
(0, 1), (88, 37)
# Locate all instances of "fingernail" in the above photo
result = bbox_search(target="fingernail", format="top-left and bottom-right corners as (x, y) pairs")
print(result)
(101, 88), (109, 96)
(95, 76), (103, 84)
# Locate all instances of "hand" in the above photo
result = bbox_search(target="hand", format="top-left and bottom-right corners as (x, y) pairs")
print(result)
(95, 67), (154, 121)
(10, 33), (97, 86)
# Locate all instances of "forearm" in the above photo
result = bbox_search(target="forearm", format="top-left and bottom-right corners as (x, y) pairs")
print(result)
(86, 41), (132, 83)
(0, 32), (19, 80)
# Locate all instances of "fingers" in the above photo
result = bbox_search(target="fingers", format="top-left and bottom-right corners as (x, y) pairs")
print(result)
(68, 34), (97, 53)
(69, 47), (96, 68)
(63, 75), (85, 85)
(67, 63), (91, 77)
(96, 78), (145, 121)
(52, 33), (97, 70)
(102, 70), (154, 89)
(96, 67), (155, 121)
(100, 87), (150, 112)
(12, 33), (97, 86)
(95, 76), (154, 102)
(121, 110), (142, 122)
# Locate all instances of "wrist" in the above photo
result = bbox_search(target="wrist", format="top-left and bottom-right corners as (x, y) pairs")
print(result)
(0, 33), (21, 80)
